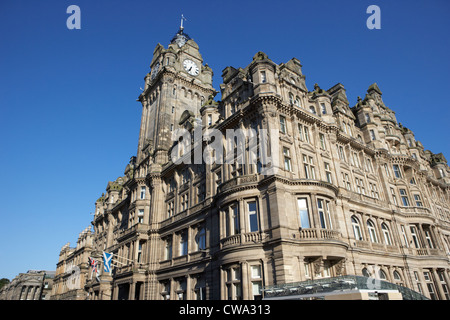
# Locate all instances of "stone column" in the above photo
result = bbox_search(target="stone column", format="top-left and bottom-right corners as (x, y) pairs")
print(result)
(220, 267), (226, 300)
(129, 282), (136, 300)
(112, 284), (119, 300)
(186, 275), (191, 300)
(432, 268), (446, 300)
(241, 262), (249, 300)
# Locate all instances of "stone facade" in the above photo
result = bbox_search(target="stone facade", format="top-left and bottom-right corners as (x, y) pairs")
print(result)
(0, 270), (55, 300)
(51, 227), (93, 300)
(63, 26), (450, 300)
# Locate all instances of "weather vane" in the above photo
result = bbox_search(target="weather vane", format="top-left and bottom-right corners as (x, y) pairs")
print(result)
(180, 14), (187, 30)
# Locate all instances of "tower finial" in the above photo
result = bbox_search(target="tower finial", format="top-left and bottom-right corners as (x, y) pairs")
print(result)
(180, 14), (187, 30)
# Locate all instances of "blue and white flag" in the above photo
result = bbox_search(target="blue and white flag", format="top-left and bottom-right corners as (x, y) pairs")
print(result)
(103, 251), (113, 273)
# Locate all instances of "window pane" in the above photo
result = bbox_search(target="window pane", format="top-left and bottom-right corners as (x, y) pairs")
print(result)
(298, 198), (310, 228)
(248, 202), (258, 232)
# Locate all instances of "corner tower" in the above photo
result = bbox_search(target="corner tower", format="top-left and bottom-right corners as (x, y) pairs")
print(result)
(136, 25), (216, 165)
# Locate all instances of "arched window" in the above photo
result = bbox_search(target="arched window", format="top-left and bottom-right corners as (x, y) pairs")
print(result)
(289, 93), (294, 105)
(393, 271), (401, 281)
(309, 106), (316, 114)
(367, 219), (378, 243)
(381, 223), (392, 245)
(295, 96), (301, 107)
(378, 269), (387, 280)
(351, 216), (362, 240)
(362, 268), (371, 278)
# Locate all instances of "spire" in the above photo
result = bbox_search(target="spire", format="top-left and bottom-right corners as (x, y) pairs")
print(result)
(171, 14), (191, 47)
(180, 14), (186, 30)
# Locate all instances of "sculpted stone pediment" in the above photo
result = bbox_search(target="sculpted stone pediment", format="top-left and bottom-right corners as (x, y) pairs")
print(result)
(299, 143), (316, 154)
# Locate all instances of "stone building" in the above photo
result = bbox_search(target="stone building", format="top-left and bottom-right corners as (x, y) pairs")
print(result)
(51, 227), (93, 300)
(72, 25), (450, 300)
(0, 270), (55, 300)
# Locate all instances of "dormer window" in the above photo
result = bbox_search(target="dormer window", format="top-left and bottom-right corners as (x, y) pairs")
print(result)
(320, 103), (326, 114)
(309, 106), (316, 114)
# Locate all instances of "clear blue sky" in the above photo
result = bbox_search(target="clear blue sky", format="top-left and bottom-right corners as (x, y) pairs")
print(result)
(0, 0), (449, 281)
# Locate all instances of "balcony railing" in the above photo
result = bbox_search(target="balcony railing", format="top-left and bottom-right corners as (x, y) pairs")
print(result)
(220, 231), (267, 249)
(293, 228), (341, 241)
(116, 223), (150, 241)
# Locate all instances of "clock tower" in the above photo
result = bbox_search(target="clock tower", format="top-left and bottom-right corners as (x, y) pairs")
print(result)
(136, 24), (216, 165)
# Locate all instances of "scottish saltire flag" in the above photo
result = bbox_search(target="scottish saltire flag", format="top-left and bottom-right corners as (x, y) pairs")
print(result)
(103, 251), (113, 273)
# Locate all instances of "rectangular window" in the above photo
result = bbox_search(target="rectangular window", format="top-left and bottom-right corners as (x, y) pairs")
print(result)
(248, 201), (259, 232)
(167, 201), (174, 217)
(343, 173), (351, 191)
(279, 116), (286, 134)
(208, 114), (212, 125)
(391, 188), (398, 206)
(196, 227), (206, 251)
(370, 130), (376, 140)
(226, 205), (240, 236)
(427, 283), (437, 300)
(252, 282), (262, 300)
(317, 199), (327, 229)
(393, 165), (402, 178)
(401, 225), (409, 248)
(320, 103), (326, 114)
(251, 265), (262, 279)
(425, 230), (434, 248)
(180, 231), (188, 256)
(197, 183), (206, 203)
(338, 146), (345, 161)
(181, 193), (189, 211)
(283, 147), (291, 171)
(354, 153), (361, 168)
(304, 261), (310, 277)
(165, 238), (172, 260)
(138, 209), (144, 224)
(303, 155), (315, 179)
(137, 241), (143, 263)
(324, 162), (332, 183)
(297, 198), (310, 228)
(319, 133), (326, 149)
(261, 71), (266, 83)
(414, 194), (423, 207)
(298, 123), (304, 141)
(304, 126), (310, 143)
(140, 186), (146, 199)
(417, 283), (423, 295)
(399, 189), (410, 206)
(355, 178), (361, 194)
(410, 226), (420, 248)
(384, 163), (390, 177)
(370, 183), (379, 199)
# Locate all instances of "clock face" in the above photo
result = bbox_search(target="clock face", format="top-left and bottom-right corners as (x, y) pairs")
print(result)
(183, 59), (199, 76)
